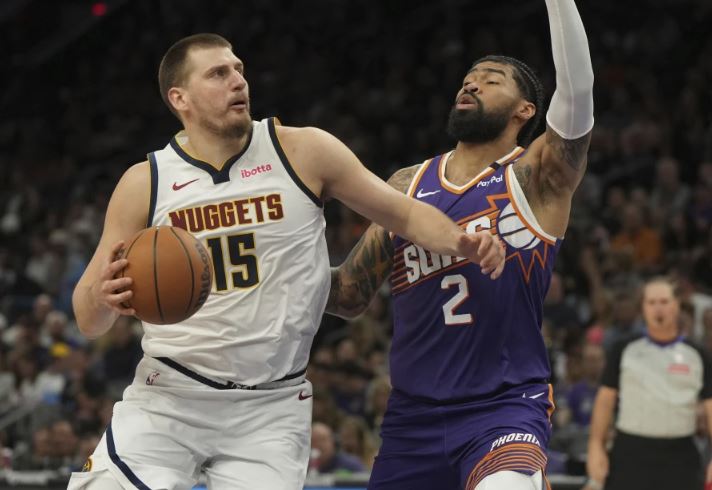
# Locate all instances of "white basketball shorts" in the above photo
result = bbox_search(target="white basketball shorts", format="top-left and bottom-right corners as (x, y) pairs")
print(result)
(67, 356), (312, 490)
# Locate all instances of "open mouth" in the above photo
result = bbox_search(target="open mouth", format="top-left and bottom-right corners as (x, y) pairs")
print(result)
(229, 100), (247, 111)
(456, 94), (479, 109)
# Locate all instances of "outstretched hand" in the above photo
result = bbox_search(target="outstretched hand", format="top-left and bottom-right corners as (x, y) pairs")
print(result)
(457, 231), (506, 279)
(90, 240), (136, 316)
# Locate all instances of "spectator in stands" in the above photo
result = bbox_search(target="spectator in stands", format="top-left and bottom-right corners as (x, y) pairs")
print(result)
(338, 415), (378, 470)
(31, 294), (54, 327)
(6, 318), (49, 370)
(602, 292), (645, 352)
(0, 344), (15, 413)
(662, 211), (697, 267)
(12, 427), (55, 470)
(51, 419), (79, 471)
(567, 342), (605, 427)
(610, 203), (663, 272)
(100, 316), (142, 397)
(544, 272), (582, 333)
(34, 344), (69, 406)
(677, 272), (712, 342)
(693, 227), (712, 293)
(11, 353), (41, 404)
(310, 422), (365, 474)
(690, 183), (712, 238)
(703, 308), (712, 353)
(306, 351), (335, 393)
(41, 310), (80, 352)
(312, 388), (344, 431)
(364, 375), (391, 442)
(331, 361), (372, 416)
(649, 157), (691, 223)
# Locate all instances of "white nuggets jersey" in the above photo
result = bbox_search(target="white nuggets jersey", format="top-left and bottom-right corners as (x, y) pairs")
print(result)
(143, 117), (330, 385)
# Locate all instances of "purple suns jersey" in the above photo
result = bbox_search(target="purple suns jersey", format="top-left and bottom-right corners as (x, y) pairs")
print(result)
(390, 147), (561, 402)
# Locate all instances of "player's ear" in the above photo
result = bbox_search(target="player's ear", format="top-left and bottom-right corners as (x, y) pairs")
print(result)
(168, 87), (188, 113)
(516, 101), (536, 124)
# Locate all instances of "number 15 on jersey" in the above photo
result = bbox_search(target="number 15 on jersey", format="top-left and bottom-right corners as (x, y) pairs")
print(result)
(206, 233), (260, 291)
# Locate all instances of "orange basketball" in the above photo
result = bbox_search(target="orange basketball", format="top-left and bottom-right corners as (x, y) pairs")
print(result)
(119, 226), (212, 324)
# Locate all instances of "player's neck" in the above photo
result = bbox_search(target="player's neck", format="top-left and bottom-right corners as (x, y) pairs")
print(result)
(450, 136), (519, 177)
(182, 127), (251, 171)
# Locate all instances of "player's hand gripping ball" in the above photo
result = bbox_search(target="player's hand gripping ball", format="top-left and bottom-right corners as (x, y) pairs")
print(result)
(118, 226), (212, 324)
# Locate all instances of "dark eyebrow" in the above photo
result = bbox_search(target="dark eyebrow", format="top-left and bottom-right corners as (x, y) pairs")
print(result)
(467, 67), (507, 77)
(205, 61), (244, 74)
(205, 63), (227, 74)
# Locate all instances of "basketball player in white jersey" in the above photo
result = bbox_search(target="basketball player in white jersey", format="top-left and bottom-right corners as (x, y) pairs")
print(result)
(68, 34), (505, 490)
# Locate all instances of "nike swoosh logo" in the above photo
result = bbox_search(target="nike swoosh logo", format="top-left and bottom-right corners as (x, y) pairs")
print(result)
(298, 390), (313, 401)
(529, 392), (546, 399)
(416, 188), (441, 198)
(172, 179), (199, 191)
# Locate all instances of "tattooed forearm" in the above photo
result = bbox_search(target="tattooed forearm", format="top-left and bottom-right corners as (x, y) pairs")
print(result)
(545, 125), (592, 172)
(327, 224), (394, 319)
(326, 164), (419, 318)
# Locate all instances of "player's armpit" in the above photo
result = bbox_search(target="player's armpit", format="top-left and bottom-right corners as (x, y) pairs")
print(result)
(327, 223), (394, 319)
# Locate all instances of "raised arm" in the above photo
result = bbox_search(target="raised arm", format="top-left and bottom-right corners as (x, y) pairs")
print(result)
(541, 0), (594, 187)
(326, 167), (417, 319)
(72, 162), (150, 338)
(515, 0), (594, 237)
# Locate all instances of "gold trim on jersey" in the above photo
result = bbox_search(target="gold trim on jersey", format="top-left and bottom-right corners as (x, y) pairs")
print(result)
(438, 146), (525, 194)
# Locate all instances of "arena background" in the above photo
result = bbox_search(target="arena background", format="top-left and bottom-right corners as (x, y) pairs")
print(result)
(1, 0), (711, 488)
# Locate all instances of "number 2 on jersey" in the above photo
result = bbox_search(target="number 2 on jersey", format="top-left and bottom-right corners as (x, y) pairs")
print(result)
(441, 274), (473, 325)
(206, 234), (259, 291)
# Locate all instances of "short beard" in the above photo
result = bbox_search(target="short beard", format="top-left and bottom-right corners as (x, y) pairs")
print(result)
(200, 106), (252, 139)
(446, 97), (512, 144)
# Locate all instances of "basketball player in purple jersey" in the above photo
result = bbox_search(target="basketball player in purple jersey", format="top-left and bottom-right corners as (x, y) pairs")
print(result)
(327, 1), (593, 488)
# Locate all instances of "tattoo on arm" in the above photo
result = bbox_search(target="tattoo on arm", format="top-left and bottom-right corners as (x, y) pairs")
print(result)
(545, 125), (592, 172)
(386, 165), (420, 194)
(327, 225), (394, 318)
(326, 164), (419, 318)
(513, 163), (533, 195)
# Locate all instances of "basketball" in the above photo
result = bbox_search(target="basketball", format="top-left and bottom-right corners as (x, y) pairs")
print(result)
(118, 226), (212, 324)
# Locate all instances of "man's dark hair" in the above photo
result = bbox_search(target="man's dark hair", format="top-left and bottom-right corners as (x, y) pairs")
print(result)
(471, 55), (545, 146)
(158, 33), (232, 116)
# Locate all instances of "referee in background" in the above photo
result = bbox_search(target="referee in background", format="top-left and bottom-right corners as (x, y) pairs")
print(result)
(585, 277), (712, 490)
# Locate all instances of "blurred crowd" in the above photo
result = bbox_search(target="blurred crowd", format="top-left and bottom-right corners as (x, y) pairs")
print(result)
(2, 0), (712, 478)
